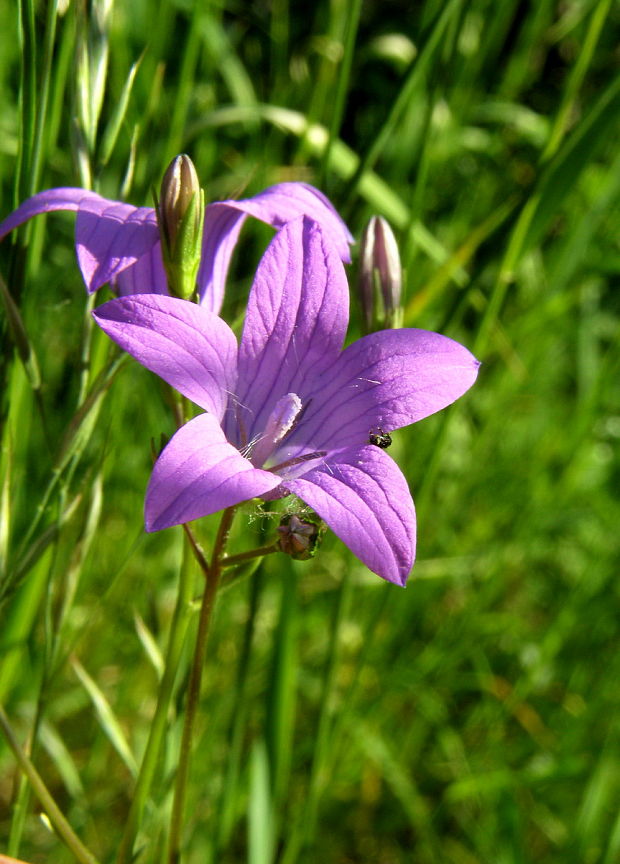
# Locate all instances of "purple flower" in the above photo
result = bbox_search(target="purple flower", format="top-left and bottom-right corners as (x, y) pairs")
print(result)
(93, 217), (479, 585)
(0, 181), (352, 313)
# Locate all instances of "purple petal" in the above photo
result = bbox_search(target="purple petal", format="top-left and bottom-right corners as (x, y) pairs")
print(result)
(75, 200), (158, 292)
(293, 329), (480, 451)
(113, 241), (169, 296)
(93, 295), (237, 419)
(0, 187), (159, 293)
(197, 182), (353, 313)
(286, 446), (415, 585)
(146, 413), (281, 531)
(0, 187), (95, 237)
(195, 206), (245, 313)
(226, 217), (349, 446)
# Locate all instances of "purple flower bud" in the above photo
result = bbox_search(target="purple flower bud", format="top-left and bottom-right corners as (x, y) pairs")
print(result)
(358, 215), (402, 331)
(277, 513), (324, 561)
(156, 154), (205, 300)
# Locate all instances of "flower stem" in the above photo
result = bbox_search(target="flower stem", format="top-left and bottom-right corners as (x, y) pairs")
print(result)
(168, 506), (237, 864)
(182, 522), (210, 578)
(221, 543), (279, 568)
(0, 703), (101, 864)
(116, 534), (198, 864)
(280, 569), (352, 864)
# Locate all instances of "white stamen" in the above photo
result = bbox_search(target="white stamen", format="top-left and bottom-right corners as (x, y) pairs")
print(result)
(249, 393), (303, 467)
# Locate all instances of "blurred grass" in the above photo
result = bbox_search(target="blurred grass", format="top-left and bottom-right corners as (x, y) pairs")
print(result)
(0, 1), (619, 863)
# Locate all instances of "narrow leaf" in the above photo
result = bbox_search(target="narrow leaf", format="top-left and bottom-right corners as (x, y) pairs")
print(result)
(133, 612), (165, 680)
(248, 738), (274, 864)
(98, 53), (143, 170)
(71, 657), (138, 778)
(0, 273), (41, 391)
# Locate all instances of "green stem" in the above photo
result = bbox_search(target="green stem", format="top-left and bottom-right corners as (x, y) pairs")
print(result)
(212, 567), (265, 859)
(475, 0), (613, 357)
(116, 535), (198, 864)
(281, 569), (352, 864)
(341, 0), (460, 216)
(306, 569), (351, 825)
(0, 703), (101, 864)
(541, 0), (613, 164)
(30, 0), (59, 193)
(319, 0), (362, 188)
(222, 543), (279, 568)
(7, 699), (38, 856)
(182, 523), (210, 578)
(167, 506), (237, 864)
(16, 0), (37, 207)
(473, 193), (538, 357)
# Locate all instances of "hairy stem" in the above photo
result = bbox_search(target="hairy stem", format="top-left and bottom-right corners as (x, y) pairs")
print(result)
(222, 543), (279, 568)
(182, 522), (210, 578)
(116, 535), (198, 864)
(168, 506), (237, 864)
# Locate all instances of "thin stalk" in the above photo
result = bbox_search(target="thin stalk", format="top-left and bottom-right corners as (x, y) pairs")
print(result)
(8, 550), (57, 855)
(0, 272), (47, 452)
(77, 295), (97, 405)
(182, 523), (210, 578)
(341, 0), (460, 215)
(304, 569), (352, 831)
(412, 404), (455, 523)
(281, 569), (352, 864)
(7, 704), (38, 856)
(473, 194), (537, 356)
(12, 351), (124, 570)
(167, 506), (237, 864)
(30, 0), (59, 192)
(319, 0), (363, 188)
(222, 543), (279, 568)
(165, 4), (202, 158)
(16, 0), (37, 207)
(541, 0), (613, 164)
(0, 704), (101, 864)
(9, 470), (103, 855)
(475, 0), (613, 356)
(116, 535), (198, 864)
(212, 567), (265, 859)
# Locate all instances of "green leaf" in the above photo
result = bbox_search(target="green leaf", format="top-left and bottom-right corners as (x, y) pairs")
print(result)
(98, 52), (143, 170)
(523, 72), (620, 252)
(133, 611), (165, 680)
(248, 738), (274, 864)
(71, 656), (138, 778)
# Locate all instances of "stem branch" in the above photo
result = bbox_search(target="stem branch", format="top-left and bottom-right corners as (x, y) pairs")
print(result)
(222, 543), (279, 568)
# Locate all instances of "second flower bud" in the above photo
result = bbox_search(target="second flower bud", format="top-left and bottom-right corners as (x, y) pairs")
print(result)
(156, 154), (205, 300)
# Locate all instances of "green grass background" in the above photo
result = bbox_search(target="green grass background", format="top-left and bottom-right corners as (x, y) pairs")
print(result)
(0, 0), (619, 862)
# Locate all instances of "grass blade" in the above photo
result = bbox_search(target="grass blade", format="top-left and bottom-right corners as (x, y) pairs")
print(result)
(248, 738), (274, 864)
(71, 656), (138, 778)
(98, 52), (143, 171)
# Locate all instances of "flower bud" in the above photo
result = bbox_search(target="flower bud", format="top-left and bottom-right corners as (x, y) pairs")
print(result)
(156, 154), (205, 300)
(277, 513), (324, 561)
(358, 215), (402, 331)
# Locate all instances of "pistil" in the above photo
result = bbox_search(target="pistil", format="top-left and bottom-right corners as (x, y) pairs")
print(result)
(249, 393), (303, 467)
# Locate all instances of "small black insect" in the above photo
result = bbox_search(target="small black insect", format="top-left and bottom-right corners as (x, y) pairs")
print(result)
(368, 427), (392, 449)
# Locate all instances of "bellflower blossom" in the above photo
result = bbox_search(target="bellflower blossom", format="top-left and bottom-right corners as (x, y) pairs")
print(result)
(94, 217), (479, 585)
(0, 179), (352, 313)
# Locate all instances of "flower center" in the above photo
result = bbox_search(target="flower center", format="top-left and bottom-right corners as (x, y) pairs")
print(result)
(249, 392), (303, 468)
